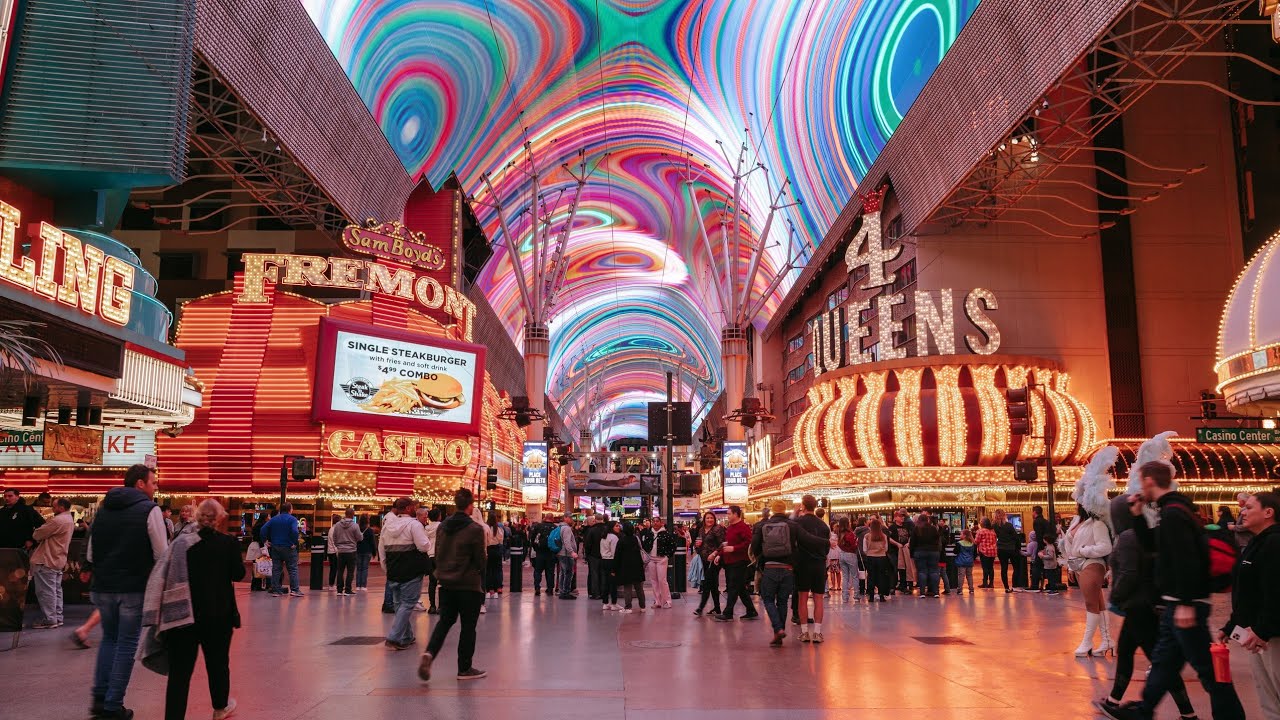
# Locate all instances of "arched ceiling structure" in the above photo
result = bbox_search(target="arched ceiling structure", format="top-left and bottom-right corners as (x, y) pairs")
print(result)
(303, 0), (979, 445)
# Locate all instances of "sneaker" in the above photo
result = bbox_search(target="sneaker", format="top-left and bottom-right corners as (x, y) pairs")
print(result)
(268, 591), (283, 598)
(770, 630), (785, 647)
(95, 708), (134, 719)
(740, 613), (759, 621)
(384, 640), (411, 651)
(663, 602), (672, 609)
(619, 608), (634, 614)
(713, 614), (734, 622)
(812, 632), (824, 644)
(212, 697), (238, 720)
(381, 605), (395, 614)
(417, 652), (434, 682)
(637, 607), (649, 612)
(969, 590), (975, 595)
(72, 630), (92, 649)
(558, 594), (576, 600)
(693, 609), (703, 617)
(479, 604), (487, 614)
(1047, 590), (1060, 596)
(457, 668), (487, 680)
(289, 591), (304, 598)
(1096, 700), (1144, 720)
(356, 587), (367, 592)
(799, 631), (812, 643)
(33, 619), (61, 629)
(414, 601), (427, 612)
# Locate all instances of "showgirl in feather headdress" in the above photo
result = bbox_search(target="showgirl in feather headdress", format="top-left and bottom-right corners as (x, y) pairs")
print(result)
(1064, 443), (1122, 657)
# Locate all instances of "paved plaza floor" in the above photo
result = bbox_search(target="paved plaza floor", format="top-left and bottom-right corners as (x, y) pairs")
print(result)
(0, 566), (1266, 719)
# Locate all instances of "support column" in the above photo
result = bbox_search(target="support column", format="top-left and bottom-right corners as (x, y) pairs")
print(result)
(721, 326), (748, 442)
(524, 322), (550, 522)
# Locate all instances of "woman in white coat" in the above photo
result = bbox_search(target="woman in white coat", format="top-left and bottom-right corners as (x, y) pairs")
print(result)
(1063, 504), (1114, 657)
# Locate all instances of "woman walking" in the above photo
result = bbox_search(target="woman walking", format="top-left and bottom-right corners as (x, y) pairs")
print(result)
(355, 516), (375, 592)
(836, 518), (861, 603)
(975, 518), (997, 588)
(862, 517), (891, 601)
(600, 521), (620, 611)
(484, 510), (504, 599)
(162, 499), (243, 720)
(615, 522), (647, 613)
(1064, 503), (1115, 656)
(693, 512), (725, 617)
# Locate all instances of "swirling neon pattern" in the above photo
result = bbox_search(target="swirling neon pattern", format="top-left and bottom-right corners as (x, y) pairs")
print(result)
(303, 0), (978, 443)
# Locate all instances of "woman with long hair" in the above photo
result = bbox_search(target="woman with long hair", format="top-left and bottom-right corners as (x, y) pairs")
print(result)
(693, 511), (725, 617)
(600, 521), (621, 611)
(975, 518), (998, 588)
(862, 517), (891, 601)
(836, 518), (860, 603)
(484, 510), (503, 599)
(163, 499), (243, 720)
(1063, 503), (1114, 656)
(615, 521), (647, 613)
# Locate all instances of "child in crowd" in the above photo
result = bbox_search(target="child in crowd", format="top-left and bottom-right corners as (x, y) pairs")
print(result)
(1022, 530), (1041, 592)
(954, 529), (977, 595)
(1038, 532), (1061, 595)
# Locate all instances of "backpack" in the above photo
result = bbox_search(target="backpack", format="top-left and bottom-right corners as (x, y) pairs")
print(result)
(1169, 502), (1238, 593)
(761, 520), (792, 559)
(547, 526), (563, 554)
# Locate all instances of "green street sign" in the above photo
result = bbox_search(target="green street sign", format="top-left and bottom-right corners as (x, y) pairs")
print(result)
(0, 429), (43, 447)
(1195, 427), (1277, 444)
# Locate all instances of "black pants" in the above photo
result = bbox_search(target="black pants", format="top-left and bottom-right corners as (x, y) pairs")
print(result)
(979, 555), (995, 586)
(600, 558), (618, 604)
(1110, 606), (1195, 715)
(327, 552), (339, 587)
(866, 556), (893, 599)
(721, 562), (756, 618)
(164, 623), (233, 720)
(997, 548), (1016, 588)
(697, 560), (722, 613)
(425, 556), (437, 607)
(587, 556), (601, 597)
(426, 588), (484, 673)
(534, 553), (556, 593)
(485, 546), (503, 591)
(336, 552), (356, 593)
(1142, 603), (1245, 719)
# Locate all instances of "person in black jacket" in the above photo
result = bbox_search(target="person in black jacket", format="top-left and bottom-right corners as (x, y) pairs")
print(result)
(1102, 461), (1245, 720)
(583, 515), (607, 599)
(992, 510), (1019, 593)
(1219, 492), (1280, 717)
(0, 488), (44, 549)
(614, 522), (647, 612)
(750, 499), (830, 646)
(1095, 495), (1197, 718)
(164, 499), (244, 720)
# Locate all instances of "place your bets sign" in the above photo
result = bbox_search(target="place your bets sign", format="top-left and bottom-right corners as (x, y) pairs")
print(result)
(722, 441), (749, 503)
(522, 441), (548, 503)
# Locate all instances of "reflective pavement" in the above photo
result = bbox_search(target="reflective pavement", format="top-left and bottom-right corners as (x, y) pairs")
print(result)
(1, 566), (1264, 719)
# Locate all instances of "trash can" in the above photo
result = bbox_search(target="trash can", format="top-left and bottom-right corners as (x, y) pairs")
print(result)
(509, 547), (524, 592)
(309, 535), (327, 591)
(669, 546), (687, 597)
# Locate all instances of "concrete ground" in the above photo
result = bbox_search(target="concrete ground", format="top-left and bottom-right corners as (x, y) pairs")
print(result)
(0, 565), (1265, 719)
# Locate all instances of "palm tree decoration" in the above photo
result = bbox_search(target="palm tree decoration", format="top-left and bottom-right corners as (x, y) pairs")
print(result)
(0, 319), (61, 381)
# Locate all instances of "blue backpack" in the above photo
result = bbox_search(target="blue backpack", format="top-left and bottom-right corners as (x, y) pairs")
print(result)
(547, 526), (563, 554)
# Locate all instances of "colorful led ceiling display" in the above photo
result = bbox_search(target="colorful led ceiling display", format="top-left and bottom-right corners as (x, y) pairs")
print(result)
(303, 0), (979, 444)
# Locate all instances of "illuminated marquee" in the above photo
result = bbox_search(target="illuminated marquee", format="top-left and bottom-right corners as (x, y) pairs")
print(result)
(236, 253), (476, 341)
(0, 199), (135, 326)
(342, 218), (447, 271)
(325, 430), (471, 468)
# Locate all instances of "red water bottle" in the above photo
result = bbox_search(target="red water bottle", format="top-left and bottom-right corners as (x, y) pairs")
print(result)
(1210, 642), (1232, 684)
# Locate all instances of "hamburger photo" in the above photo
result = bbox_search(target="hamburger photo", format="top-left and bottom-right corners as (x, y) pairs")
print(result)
(358, 373), (466, 415)
(414, 374), (465, 410)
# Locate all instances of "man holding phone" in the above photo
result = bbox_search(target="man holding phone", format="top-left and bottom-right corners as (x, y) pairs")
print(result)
(1219, 492), (1280, 718)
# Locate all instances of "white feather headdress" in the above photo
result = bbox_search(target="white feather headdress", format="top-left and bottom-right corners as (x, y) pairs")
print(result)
(1073, 445), (1119, 524)
(1126, 430), (1178, 495)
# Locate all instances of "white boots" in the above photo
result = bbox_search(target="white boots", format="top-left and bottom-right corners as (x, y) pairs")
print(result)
(1094, 611), (1115, 657)
(1075, 612), (1101, 656)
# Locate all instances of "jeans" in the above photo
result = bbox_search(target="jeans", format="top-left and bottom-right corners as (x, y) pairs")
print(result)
(957, 564), (975, 592)
(1251, 640), (1280, 719)
(557, 555), (575, 595)
(32, 563), (63, 624)
(386, 576), (424, 645)
(600, 558), (618, 604)
(914, 551), (940, 595)
(1140, 603), (1245, 720)
(90, 591), (145, 712)
(534, 553), (555, 593)
(647, 557), (671, 606)
(336, 552), (356, 593)
(269, 545), (300, 593)
(383, 578), (395, 610)
(979, 554), (995, 586)
(697, 560), (722, 612)
(164, 622), (233, 720)
(587, 556), (601, 597)
(997, 548), (1016, 589)
(838, 552), (860, 601)
(721, 562), (756, 617)
(1110, 606), (1195, 716)
(759, 567), (795, 633)
(426, 588), (484, 672)
(355, 552), (372, 589)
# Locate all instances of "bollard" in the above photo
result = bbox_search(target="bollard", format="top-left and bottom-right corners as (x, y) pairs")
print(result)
(670, 545), (687, 598)
(509, 547), (524, 592)
(308, 536), (326, 590)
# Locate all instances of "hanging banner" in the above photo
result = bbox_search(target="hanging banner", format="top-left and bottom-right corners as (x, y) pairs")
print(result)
(313, 318), (485, 436)
(566, 472), (662, 495)
(42, 424), (105, 465)
(0, 429), (150, 468)
(722, 441), (749, 503)
(522, 441), (548, 503)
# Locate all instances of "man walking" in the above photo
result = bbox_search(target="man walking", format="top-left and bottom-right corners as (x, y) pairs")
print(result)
(751, 499), (830, 646)
(424, 508), (441, 613)
(331, 508), (363, 596)
(715, 505), (759, 622)
(0, 487), (44, 550)
(30, 498), (74, 628)
(1220, 492), (1280, 718)
(530, 517), (556, 596)
(87, 464), (167, 719)
(381, 498), (430, 650)
(261, 503), (303, 597)
(1101, 461), (1247, 720)
(794, 496), (831, 641)
(419, 488), (487, 682)
(556, 513), (579, 600)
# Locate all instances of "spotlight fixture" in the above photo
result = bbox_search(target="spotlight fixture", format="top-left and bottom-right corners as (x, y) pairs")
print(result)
(725, 397), (775, 429)
(498, 395), (545, 428)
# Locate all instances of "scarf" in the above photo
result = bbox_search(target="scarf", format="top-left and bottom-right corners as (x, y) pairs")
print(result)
(137, 526), (202, 674)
